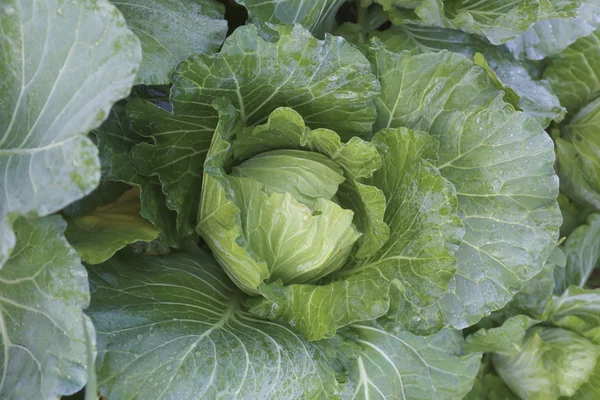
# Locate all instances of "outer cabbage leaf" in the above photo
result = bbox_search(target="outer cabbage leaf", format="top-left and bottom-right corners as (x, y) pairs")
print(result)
(512, 252), (559, 317)
(0, 0), (142, 268)
(337, 324), (481, 400)
(86, 247), (480, 400)
(113, 0), (227, 85)
(505, 0), (600, 60)
(383, 0), (582, 45)
(370, 24), (565, 127)
(544, 30), (600, 113)
(554, 214), (600, 293)
(505, 18), (595, 60)
(465, 315), (540, 356)
(0, 216), (94, 399)
(87, 248), (341, 399)
(235, 0), (346, 38)
(248, 125), (463, 340)
(370, 46), (561, 330)
(411, 0), (542, 44)
(93, 104), (180, 247)
(65, 187), (160, 264)
(556, 98), (600, 210)
(129, 24), (380, 239)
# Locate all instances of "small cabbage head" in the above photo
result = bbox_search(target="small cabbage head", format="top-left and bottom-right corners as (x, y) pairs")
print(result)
(557, 97), (600, 210)
(198, 104), (388, 294)
(492, 326), (599, 399)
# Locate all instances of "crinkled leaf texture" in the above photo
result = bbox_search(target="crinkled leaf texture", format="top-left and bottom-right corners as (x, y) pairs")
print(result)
(0, 216), (94, 399)
(128, 24), (380, 240)
(113, 0), (227, 85)
(65, 187), (160, 264)
(370, 45), (561, 331)
(367, 24), (565, 128)
(235, 0), (347, 38)
(87, 247), (480, 400)
(0, 0), (142, 268)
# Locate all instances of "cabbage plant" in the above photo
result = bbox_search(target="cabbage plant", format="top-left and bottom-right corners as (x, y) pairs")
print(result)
(2, 0), (600, 399)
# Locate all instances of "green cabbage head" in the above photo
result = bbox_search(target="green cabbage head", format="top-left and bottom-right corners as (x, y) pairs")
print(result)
(198, 103), (390, 294)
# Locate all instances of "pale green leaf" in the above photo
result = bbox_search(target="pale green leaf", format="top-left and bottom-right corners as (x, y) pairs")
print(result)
(370, 46), (561, 329)
(0, 216), (94, 399)
(339, 324), (481, 400)
(87, 248), (342, 399)
(492, 332), (555, 400)
(505, 0), (600, 60)
(506, 18), (595, 60)
(230, 177), (361, 285)
(472, 53), (521, 110)
(534, 327), (598, 397)
(231, 149), (346, 208)
(465, 315), (540, 355)
(114, 0), (227, 85)
(398, 0), (541, 45)
(547, 286), (600, 339)
(370, 24), (566, 127)
(0, 0), (142, 268)
(65, 187), (160, 264)
(235, 0), (346, 38)
(544, 29), (600, 113)
(572, 361), (600, 399)
(407, 0), (582, 45)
